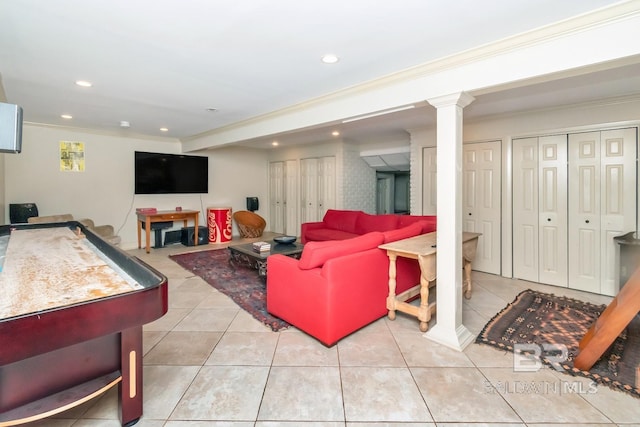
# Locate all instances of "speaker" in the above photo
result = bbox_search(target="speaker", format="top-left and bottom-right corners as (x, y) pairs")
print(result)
(246, 197), (259, 212)
(0, 102), (23, 153)
(9, 203), (39, 223)
(181, 226), (208, 246)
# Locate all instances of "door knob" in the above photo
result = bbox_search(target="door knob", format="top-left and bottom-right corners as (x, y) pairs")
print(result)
(547, 218), (551, 222)
(468, 213), (472, 216)
(586, 220), (590, 224)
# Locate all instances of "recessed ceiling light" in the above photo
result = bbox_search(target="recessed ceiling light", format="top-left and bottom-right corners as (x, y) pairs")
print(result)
(75, 80), (92, 87)
(120, 121), (130, 128)
(206, 108), (218, 112)
(272, 141), (279, 146)
(61, 114), (73, 119)
(332, 130), (340, 136)
(160, 127), (169, 132)
(321, 54), (339, 64)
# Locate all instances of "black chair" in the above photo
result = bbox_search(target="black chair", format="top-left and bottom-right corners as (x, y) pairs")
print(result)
(9, 203), (39, 223)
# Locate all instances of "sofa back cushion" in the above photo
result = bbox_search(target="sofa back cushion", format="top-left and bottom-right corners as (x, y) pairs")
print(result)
(398, 215), (437, 233)
(322, 209), (363, 234)
(355, 213), (399, 234)
(298, 231), (385, 270)
(382, 222), (424, 243)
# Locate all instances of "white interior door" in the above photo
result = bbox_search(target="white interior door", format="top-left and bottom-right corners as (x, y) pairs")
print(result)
(538, 135), (568, 287)
(269, 161), (285, 234)
(300, 158), (318, 223)
(512, 137), (540, 282)
(599, 128), (637, 295)
(377, 176), (392, 214)
(462, 141), (501, 274)
(284, 159), (298, 236)
(318, 156), (336, 219)
(569, 128), (637, 295)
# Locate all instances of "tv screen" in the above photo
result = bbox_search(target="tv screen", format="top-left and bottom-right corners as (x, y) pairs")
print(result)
(135, 151), (208, 194)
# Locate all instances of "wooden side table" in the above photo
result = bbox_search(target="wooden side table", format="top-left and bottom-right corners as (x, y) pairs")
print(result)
(136, 210), (199, 253)
(379, 231), (481, 332)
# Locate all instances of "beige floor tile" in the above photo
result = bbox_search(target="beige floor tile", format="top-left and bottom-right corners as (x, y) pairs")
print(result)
(347, 423), (435, 427)
(166, 422), (254, 426)
(144, 331), (222, 365)
(166, 422), (255, 426)
(206, 331), (279, 365)
(272, 330), (339, 366)
(226, 308), (282, 332)
(257, 366), (344, 421)
(411, 367), (521, 423)
(549, 371), (640, 424)
(173, 308), (239, 332)
(195, 290), (239, 309)
(481, 367), (612, 424)
(143, 308), (192, 332)
(338, 331), (406, 367)
(464, 342), (515, 368)
(171, 366), (270, 421)
(143, 330), (168, 355)
(341, 367), (433, 423)
(257, 422), (344, 427)
(394, 332), (474, 367)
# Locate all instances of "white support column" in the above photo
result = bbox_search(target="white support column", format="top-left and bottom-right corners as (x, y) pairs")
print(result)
(425, 91), (475, 351)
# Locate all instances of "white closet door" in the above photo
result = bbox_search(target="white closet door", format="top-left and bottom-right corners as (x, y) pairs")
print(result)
(300, 158), (318, 223)
(538, 135), (568, 286)
(284, 160), (298, 236)
(568, 131), (601, 293)
(422, 147), (437, 215)
(599, 128), (637, 295)
(512, 137), (540, 282)
(462, 141), (501, 274)
(269, 161), (285, 234)
(318, 156), (336, 219)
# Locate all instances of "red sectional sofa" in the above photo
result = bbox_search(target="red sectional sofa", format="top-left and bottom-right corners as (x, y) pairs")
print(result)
(267, 211), (437, 346)
(301, 209), (437, 243)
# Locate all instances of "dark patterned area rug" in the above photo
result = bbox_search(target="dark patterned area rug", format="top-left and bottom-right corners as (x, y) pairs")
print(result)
(169, 249), (290, 332)
(476, 289), (640, 398)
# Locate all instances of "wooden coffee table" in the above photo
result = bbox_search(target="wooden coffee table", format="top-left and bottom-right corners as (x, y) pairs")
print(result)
(228, 239), (304, 278)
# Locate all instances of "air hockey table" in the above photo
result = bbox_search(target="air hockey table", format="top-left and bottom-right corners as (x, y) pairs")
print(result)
(0, 221), (168, 426)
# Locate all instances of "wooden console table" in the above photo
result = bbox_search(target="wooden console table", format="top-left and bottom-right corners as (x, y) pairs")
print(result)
(137, 210), (199, 253)
(379, 231), (481, 332)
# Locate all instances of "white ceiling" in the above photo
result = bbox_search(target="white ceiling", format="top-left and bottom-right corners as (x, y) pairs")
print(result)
(0, 0), (638, 151)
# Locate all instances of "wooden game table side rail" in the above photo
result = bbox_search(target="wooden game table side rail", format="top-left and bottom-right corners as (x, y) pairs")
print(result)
(0, 222), (169, 426)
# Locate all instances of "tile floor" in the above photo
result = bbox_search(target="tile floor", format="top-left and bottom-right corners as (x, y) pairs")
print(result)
(23, 235), (640, 427)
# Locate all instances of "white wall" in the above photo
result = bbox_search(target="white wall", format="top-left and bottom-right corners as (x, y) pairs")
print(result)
(4, 124), (269, 249)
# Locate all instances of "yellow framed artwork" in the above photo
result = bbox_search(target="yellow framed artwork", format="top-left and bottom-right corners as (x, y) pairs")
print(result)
(60, 141), (85, 172)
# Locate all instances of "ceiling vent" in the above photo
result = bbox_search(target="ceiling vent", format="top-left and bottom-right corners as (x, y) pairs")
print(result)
(360, 147), (410, 172)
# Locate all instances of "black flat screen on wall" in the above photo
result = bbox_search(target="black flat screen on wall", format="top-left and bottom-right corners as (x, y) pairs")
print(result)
(134, 151), (209, 194)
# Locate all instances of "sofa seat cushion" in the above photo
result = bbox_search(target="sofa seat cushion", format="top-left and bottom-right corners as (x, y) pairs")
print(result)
(381, 222), (424, 243)
(304, 228), (359, 242)
(298, 232), (385, 270)
(322, 209), (363, 234)
(355, 213), (399, 234)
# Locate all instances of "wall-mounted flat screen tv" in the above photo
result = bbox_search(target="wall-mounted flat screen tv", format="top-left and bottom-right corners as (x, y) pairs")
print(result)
(134, 151), (209, 194)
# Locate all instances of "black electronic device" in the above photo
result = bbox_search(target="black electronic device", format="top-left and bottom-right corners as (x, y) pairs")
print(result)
(0, 102), (23, 153)
(9, 203), (38, 223)
(246, 197), (259, 212)
(134, 151), (209, 194)
(181, 226), (208, 246)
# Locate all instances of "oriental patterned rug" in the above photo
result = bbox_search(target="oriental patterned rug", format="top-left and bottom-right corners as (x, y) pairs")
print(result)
(169, 249), (290, 332)
(476, 289), (640, 398)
